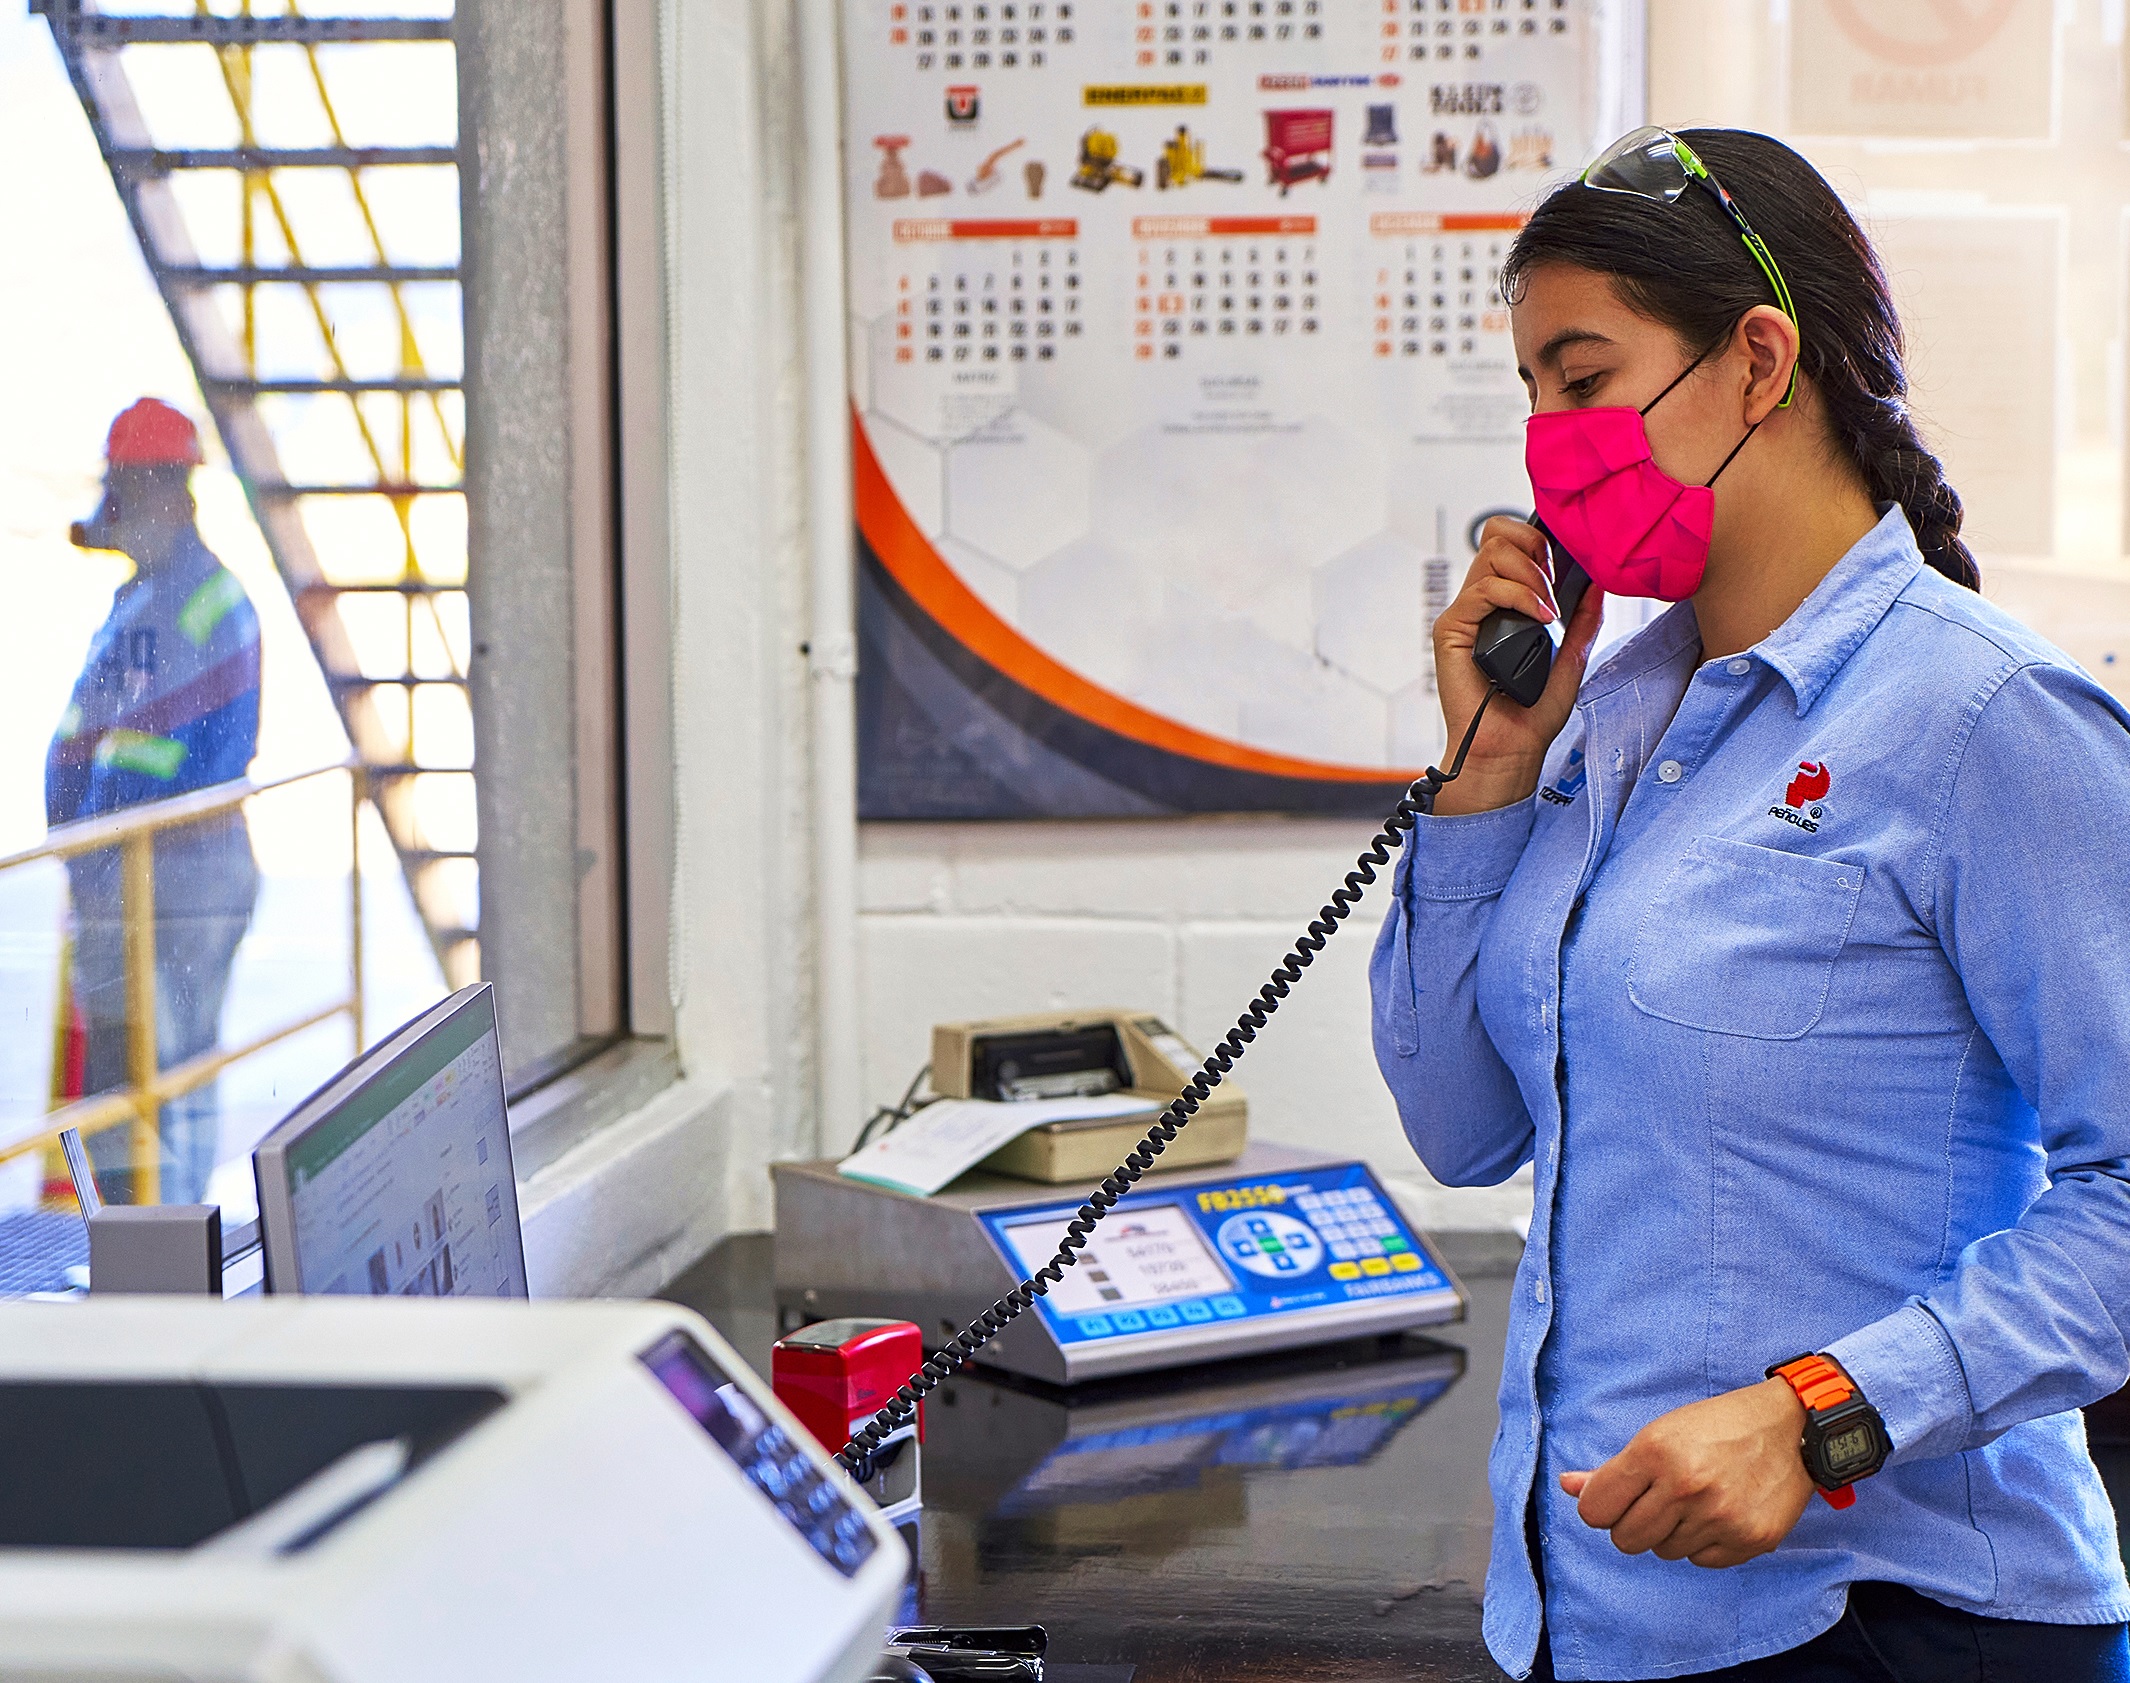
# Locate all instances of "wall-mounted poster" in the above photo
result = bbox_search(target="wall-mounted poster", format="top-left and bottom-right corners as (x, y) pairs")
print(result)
(1787, 0), (2057, 141)
(844, 0), (1635, 819)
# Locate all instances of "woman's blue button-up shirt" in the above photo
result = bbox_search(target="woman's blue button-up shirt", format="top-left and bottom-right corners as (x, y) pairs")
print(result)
(1370, 508), (2130, 1680)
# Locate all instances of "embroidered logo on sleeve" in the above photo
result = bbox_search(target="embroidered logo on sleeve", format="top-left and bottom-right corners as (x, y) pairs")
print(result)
(1539, 747), (1587, 806)
(1771, 760), (1830, 832)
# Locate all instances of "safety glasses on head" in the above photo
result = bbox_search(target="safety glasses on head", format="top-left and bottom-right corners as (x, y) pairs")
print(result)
(1580, 126), (1799, 407)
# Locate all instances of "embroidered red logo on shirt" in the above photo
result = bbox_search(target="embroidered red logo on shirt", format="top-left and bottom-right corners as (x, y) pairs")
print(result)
(1771, 760), (1830, 833)
(1786, 762), (1831, 808)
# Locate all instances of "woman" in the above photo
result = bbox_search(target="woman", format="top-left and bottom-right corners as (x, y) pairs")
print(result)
(1371, 128), (2130, 1681)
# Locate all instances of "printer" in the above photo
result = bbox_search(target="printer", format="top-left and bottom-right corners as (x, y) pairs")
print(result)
(0, 1296), (906, 1683)
(928, 1008), (1247, 1181)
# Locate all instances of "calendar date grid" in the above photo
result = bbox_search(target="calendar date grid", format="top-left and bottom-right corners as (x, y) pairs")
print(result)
(1131, 215), (1320, 361)
(892, 0), (1076, 71)
(895, 240), (1083, 365)
(1370, 235), (1510, 361)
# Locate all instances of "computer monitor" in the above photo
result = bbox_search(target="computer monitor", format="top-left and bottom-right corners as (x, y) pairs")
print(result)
(254, 984), (527, 1298)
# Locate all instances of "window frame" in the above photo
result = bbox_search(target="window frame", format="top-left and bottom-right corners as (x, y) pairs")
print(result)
(460, 0), (674, 1103)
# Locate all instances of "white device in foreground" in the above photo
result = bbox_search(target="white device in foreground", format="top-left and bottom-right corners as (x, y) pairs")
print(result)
(0, 1297), (905, 1683)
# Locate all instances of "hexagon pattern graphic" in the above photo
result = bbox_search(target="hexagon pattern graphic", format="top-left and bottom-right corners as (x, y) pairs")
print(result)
(868, 414), (947, 539)
(1314, 532), (1432, 698)
(944, 412), (1091, 571)
(1019, 536), (1164, 695)
(861, 385), (1510, 772)
(1087, 420), (1384, 654)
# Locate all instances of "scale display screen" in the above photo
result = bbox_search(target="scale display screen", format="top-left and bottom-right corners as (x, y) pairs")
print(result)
(997, 1203), (1232, 1317)
(979, 1161), (1454, 1347)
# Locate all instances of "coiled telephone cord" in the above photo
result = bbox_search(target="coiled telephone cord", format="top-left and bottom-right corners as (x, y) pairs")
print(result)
(837, 687), (1504, 1475)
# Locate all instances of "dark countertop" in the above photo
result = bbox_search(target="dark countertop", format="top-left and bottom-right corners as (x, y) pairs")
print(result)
(664, 1233), (2130, 1683)
(665, 1232), (1518, 1682)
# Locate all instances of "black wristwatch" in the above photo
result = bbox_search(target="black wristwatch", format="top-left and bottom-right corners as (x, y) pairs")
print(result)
(1766, 1352), (1891, 1509)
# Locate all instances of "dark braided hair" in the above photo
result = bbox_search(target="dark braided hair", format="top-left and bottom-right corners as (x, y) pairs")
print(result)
(1501, 128), (1978, 590)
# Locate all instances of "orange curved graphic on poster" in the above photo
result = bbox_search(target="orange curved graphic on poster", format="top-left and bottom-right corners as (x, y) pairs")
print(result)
(853, 408), (1414, 786)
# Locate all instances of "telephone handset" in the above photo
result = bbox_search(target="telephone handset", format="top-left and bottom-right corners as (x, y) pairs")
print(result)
(836, 518), (1580, 1476)
(1471, 516), (1593, 708)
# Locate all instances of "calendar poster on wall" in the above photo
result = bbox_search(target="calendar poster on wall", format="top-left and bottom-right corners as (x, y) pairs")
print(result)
(844, 0), (1630, 819)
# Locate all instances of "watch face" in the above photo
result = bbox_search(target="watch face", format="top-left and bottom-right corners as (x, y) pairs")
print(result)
(1822, 1422), (1880, 1476)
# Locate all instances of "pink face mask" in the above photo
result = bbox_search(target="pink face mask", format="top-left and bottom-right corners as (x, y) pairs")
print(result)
(1524, 351), (1758, 602)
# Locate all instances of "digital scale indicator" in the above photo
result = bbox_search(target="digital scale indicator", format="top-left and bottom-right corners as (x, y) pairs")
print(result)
(996, 1204), (1230, 1319)
(982, 1161), (1452, 1347)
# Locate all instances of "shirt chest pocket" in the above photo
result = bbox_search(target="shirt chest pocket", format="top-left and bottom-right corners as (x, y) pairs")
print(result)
(1627, 835), (1864, 1040)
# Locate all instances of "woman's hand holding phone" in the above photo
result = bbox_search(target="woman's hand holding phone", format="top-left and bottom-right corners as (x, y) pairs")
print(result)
(1432, 516), (1606, 816)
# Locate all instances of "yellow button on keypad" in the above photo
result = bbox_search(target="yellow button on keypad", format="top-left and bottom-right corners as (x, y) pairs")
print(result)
(1391, 1252), (1422, 1272)
(1361, 1257), (1392, 1277)
(1329, 1261), (1361, 1281)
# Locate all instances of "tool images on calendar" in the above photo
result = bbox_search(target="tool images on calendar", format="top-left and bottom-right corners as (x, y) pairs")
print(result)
(880, 130), (1058, 201)
(874, 135), (913, 198)
(1507, 125), (1554, 170)
(1362, 101), (1401, 194)
(1465, 119), (1502, 178)
(1154, 124), (1244, 189)
(1262, 108), (1333, 194)
(873, 91), (1569, 217)
(1071, 126), (1144, 191)
(968, 138), (1027, 193)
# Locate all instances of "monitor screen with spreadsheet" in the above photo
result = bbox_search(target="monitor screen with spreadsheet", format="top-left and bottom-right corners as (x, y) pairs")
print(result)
(253, 984), (527, 1299)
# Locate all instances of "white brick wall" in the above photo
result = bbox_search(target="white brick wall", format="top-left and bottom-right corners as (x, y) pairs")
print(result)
(855, 817), (1535, 1231)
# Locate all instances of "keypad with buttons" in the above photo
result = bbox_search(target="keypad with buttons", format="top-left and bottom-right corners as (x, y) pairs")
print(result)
(1294, 1185), (1408, 1261)
(641, 1331), (880, 1577)
(988, 1167), (1455, 1348)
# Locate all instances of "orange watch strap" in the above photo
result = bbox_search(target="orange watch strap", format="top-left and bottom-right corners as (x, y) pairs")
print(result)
(1770, 1353), (1864, 1509)
(1771, 1353), (1857, 1414)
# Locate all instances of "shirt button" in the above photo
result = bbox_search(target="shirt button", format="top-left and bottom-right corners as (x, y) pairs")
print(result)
(1657, 760), (1683, 783)
(1535, 1279), (1549, 1304)
(1727, 658), (1751, 676)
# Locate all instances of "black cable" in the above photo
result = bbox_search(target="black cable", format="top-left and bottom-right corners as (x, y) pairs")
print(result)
(883, 1062), (934, 1136)
(838, 687), (1504, 1474)
(853, 1062), (935, 1150)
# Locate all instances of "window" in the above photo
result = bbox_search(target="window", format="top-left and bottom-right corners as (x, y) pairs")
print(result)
(0, 0), (668, 1240)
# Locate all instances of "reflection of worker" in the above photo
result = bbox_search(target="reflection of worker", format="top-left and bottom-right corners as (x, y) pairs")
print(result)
(47, 399), (261, 1205)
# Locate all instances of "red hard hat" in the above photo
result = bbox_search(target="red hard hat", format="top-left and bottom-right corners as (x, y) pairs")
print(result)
(104, 398), (203, 467)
